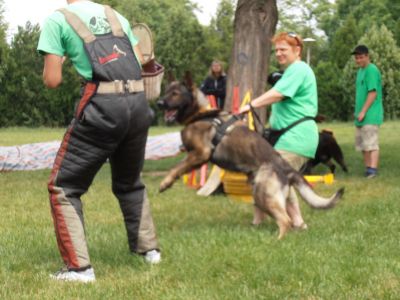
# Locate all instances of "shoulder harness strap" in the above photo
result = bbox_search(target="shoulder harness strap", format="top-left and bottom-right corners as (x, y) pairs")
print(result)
(280, 116), (315, 133)
(211, 115), (243, 147)
(58, 8), (96, 43)
(103, 5), (124, 37)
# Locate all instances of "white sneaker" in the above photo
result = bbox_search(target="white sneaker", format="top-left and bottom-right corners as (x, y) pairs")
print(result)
(144, 250), (161, 264)
(50, 267), (96, 283)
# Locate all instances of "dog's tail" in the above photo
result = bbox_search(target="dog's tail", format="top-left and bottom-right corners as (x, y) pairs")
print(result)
(290, 173), (344, 209)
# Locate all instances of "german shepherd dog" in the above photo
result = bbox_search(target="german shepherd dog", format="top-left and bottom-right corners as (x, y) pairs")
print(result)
(157, 75), (344, 239)
(301, 130), (349, 175)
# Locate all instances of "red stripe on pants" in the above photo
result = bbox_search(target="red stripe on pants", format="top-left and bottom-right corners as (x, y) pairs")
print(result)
(76, 82), (98, 118)
(48, 83), (97, 269)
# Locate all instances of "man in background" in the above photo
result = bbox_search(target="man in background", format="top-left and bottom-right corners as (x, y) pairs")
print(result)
(351, 45), (383, 178)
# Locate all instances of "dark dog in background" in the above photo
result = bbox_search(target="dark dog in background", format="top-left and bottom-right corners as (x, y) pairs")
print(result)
(268, 72), (348, 175)
(157, 73), (344, 239)
(301, 129), (348, 174)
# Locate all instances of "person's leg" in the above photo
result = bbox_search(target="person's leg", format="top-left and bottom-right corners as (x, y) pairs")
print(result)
(356, 127), (371, 175)
(360, 125), (380, 177)
(110, 92), (159, 256)
(364, 150), (379, 178)
(369, 150), (379, 168)
(48, 119), (111, 271)
(355, 126), (363, 165)
(362, 150), (370, 167)
(110, 129), (159, 255)
(277, 150), (308, 228)
(48, 90), (123, 275)
(363, 149), (379, 168)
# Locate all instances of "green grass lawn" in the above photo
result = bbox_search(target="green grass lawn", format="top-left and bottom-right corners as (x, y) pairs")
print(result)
(1, 122), (400, 299)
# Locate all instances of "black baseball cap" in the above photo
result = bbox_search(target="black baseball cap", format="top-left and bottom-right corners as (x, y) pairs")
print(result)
(351, 45), (369, 55)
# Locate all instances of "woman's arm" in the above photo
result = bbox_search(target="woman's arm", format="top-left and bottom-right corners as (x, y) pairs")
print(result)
(239, 88), (284, 113)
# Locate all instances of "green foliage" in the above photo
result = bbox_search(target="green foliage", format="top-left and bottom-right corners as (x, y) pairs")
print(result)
(0, 0), (6, 36)
(342, 25), (400, 120)
(0, 22), (80, 127)
(203, 0), (235, 69)
(314, 61), (346, 120)
(336, 0), (400, 46)
(329, 16), (361, 69)
(277, 0), (335, 37)
(1, 22), (44, 126)
(112, 0), (210, 84)
(0, 0), (9, 87)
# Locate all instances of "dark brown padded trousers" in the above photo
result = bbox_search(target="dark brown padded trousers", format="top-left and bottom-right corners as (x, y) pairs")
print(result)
(48, 83), (159, 270)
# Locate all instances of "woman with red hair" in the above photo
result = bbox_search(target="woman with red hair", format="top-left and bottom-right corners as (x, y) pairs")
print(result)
(240, 32), (319, 231)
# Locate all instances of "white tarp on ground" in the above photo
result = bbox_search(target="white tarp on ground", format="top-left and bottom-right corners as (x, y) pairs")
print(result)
(0, 132), (182, 172)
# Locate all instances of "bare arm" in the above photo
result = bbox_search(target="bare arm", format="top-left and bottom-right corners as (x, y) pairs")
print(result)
(357, 90), (377, 122)
(43, 54), (64, 88)
(239, 88), (284, 113)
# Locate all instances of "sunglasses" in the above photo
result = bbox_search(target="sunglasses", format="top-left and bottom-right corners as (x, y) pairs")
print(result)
(287, 32), (301, 46)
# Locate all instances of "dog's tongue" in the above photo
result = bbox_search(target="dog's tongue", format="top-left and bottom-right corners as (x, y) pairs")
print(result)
(165, 109), (177, 122)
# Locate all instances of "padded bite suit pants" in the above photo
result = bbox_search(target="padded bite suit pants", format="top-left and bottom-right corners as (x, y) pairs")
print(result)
(48, 83), (159, 270)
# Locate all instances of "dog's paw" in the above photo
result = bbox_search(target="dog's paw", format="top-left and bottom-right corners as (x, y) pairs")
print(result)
(159, 178), (173, 193)
(292, 222), (308, 231)
(251, 218), (264, 226)
(158, 183), (169, 193)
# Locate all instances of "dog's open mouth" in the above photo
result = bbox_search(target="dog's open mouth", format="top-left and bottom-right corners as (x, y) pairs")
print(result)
(164, 109), (178, 123)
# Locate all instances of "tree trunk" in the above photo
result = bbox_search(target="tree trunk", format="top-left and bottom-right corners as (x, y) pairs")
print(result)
(225, 0), (278, 127)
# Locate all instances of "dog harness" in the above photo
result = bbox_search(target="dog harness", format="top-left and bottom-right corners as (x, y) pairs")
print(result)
(211, 115), (243, 146)
(181, 109), (243, 149)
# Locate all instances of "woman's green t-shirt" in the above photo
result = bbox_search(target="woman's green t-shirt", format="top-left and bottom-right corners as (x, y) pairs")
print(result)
(270, 61), (319, 158)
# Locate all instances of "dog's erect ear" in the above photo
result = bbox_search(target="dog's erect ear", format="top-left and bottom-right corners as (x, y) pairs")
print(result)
(167, 71), (176, 83)
(182, 71), (194, 90)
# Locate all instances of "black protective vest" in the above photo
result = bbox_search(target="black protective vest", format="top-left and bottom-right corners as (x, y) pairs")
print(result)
(59, 5), (141, 82)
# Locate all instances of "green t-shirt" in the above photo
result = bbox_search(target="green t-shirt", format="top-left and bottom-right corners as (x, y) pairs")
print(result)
(37, 1), (139, 80)
(270, 61), (318, 158)
(354, 63), (383, 126)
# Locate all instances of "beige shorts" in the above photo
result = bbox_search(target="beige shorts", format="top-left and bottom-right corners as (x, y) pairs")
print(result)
(277, 150), (308, 171)
(355, 125), (380, 151)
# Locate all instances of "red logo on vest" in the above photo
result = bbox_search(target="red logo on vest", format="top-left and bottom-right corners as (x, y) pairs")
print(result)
(98, 45), (127, 65)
